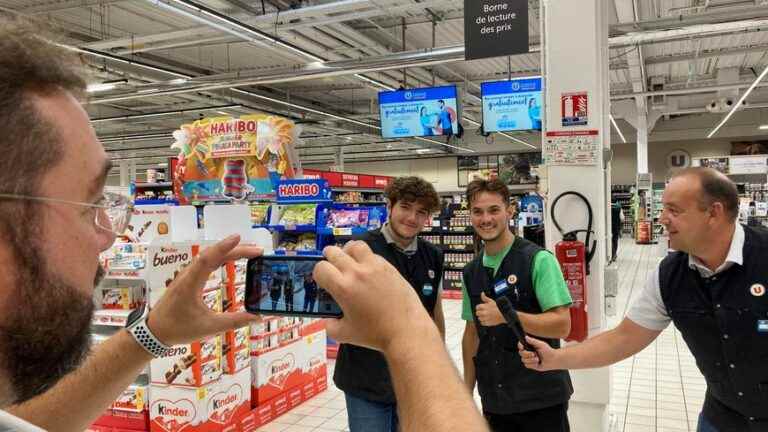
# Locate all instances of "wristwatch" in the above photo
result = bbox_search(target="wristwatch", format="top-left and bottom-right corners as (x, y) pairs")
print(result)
(125, 304), (171, 358)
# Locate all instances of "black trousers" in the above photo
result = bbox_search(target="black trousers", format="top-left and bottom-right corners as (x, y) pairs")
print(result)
(484, 403), (570, 432)
(611, 233), (619, 261)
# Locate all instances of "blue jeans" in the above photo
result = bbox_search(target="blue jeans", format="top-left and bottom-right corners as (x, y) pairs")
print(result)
(698, 413), (719, 432)
(345, 393), (399, 432)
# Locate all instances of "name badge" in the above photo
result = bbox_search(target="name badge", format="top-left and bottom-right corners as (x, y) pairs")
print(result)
(758, 320), (768, 333)
(494, 280), (509, 295)
(422, 283), (434, 296)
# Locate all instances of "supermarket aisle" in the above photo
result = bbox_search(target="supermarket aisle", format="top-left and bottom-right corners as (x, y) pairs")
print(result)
(258, 238), (706, 432)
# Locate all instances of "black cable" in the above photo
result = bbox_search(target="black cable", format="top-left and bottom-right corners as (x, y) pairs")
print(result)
(550, 191), (597, 275)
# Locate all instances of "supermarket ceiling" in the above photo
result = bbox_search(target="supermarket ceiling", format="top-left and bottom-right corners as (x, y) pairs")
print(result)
(2, 0), (768, 171)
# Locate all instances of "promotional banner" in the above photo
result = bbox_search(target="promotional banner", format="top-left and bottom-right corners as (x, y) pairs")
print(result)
(481, 77), (542, 132)
(171, 114), (301, 203)
(378, 86), (458, 138)
(464, 0), (529, 60)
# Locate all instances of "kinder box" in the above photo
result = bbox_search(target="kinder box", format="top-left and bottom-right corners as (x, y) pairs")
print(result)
(151, 336), (222, 388)
(224, 327), (250, 375)
(250, 330), (327, 405)
(149, 382), (217, 432)
(208, 369), (251, 430)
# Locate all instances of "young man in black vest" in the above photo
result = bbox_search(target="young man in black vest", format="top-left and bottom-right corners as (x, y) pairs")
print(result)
(461, 179), (574, 432)
(333, 176), (445, 432)
(521, 167), (768, 432)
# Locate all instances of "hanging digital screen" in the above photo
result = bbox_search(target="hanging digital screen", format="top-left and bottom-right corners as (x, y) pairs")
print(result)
(481, 77), (543, 132)
(378, 85), (459, 139)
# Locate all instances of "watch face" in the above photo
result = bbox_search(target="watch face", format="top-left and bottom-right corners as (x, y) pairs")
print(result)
(125, 304), (147, 328)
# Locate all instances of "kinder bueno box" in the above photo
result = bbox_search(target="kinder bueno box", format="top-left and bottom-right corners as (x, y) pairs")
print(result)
(147, 244), (195, 305)
(223, 327), (250, 375)
(151, 336), (222, 388)
(100, 285), (144, 310)
(222, 260), (246, 312)
(149, 382), (216, 432)
(208, 369), (250, 430)
(112, 385), (148, 413)
(202, 287), (223, 313)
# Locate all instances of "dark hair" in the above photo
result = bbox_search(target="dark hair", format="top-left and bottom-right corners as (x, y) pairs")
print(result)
(466, 178), (510, 206)
(385, 176), (440, 214)
(671, 167), (739, 221)
(0, 17), (86, 199)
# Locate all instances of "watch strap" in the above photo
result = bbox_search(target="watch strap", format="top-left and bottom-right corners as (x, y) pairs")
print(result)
(127, 318), (171, 358)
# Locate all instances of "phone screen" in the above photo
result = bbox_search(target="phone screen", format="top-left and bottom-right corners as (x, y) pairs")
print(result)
(245, 256), (343, 318)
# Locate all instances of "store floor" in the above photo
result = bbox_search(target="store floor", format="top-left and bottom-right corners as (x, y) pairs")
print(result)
(257, 238), (706, 432)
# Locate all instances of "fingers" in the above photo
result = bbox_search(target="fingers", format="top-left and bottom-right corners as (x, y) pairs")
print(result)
(480, 292), (493, 303)
(313, 260), (345, 300)
(323, 318), (346, 342)
(525, 335), (549, 350)
(183, 235), (242, 288)
(207, 311), (261, 334)
(323, 245), (358, 274)
(342, 240), (374, 262)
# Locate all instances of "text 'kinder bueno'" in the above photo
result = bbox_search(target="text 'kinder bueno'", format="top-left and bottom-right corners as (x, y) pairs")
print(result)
(150, 337), (222, 387)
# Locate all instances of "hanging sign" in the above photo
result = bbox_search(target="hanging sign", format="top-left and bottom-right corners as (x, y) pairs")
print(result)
(729, 156), (767, 175)
(464, 0), (529, 60)
(561, 92), (589, 127)
(543, 130), (599, 166)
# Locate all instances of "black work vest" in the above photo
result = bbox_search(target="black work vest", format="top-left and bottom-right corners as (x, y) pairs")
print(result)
(659, 225), (768, 432)
(333, 230), (444, 403)
(465, 237), (573, 414)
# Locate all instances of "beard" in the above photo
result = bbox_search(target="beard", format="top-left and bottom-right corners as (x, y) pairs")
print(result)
(0, 211), (97, 404)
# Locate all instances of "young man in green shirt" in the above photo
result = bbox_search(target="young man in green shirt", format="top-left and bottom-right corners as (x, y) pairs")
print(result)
(461, 179), (574, 432)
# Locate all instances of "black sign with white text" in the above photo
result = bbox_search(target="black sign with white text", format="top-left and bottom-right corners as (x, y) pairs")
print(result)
(464, 0), (529, 61)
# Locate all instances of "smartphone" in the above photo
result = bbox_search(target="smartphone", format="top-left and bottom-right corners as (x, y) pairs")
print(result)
(245, 255), (343, 318)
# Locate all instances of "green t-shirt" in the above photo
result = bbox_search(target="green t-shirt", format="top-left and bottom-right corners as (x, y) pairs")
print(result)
(460, 242), (572, 321)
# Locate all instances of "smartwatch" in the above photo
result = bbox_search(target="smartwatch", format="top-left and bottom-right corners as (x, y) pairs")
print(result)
(125, 304), (171, 358)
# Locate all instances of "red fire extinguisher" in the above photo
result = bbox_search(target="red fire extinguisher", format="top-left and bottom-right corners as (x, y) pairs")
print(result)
(551, 191), (596, 343)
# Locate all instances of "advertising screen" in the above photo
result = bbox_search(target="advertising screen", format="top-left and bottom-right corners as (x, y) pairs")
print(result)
(378, 85), (459, 138)
(481, 77), (543, 132)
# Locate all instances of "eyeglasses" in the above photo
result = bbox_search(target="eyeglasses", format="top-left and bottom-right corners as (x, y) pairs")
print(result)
(0, 191), (134, 235)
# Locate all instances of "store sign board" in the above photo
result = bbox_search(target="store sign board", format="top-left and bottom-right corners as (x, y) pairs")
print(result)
(729, 156), (767, 174)
(301, 169), (393, 190)
(276, 179), (331, 202)
(543, 130), (599, 166)
(694, 157), (730, 174)
(561, 92), (588, 127)
(464, 0), (529, 60)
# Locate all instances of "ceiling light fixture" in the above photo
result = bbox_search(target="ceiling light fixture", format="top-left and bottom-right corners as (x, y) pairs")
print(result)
(499, 132), (536, 149)
(609, 114), (627, 143)
(759, 125), (768, 130)
(91, 104), (241, 123)
(708, 63), (768, 138)
(86, 82), (118, 93)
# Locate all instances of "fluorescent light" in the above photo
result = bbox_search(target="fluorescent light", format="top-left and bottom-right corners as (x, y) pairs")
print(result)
(90, 104), (241, 123)
(87, 83), (117, 93)
(158, 162), (168, 167)
(415, 149), (432, 154)
(708, 63), (768, 138)
(354, 74), (395, 91)
(609, 114), (627, 143)
(499, 132), (536, 149)
(759, 125), (768, 130)
(216, 111), (230, 115)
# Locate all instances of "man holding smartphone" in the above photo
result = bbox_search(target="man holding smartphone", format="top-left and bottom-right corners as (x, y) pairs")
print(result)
(333, 176), (444, 432)
(461, 179), (573, 432)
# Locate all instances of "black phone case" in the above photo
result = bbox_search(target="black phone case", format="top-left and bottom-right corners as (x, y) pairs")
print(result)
(245, 255), (343, 318)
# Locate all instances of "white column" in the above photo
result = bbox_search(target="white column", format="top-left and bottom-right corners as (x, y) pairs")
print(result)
(543, 1), (611, 431)
(637, 113), (649, 174)
(119, 160), (129, 187)
(335, 147), (345, 172)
